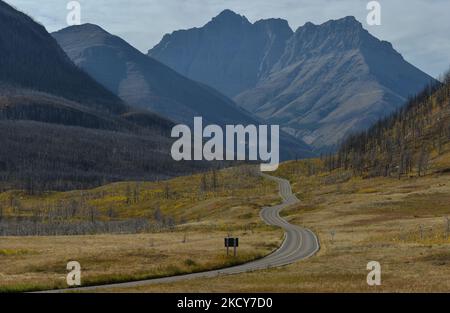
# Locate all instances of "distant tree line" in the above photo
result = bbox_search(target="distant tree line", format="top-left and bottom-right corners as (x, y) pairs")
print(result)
(0, 218), (153, 236)
(0, 190), (179, 236)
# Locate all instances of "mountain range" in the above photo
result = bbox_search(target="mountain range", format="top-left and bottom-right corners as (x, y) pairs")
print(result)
(0, 1), (439, 191)
(0, 1), (312, 193)
(149, 10), (436, 150)
(52, 24), (313, 159)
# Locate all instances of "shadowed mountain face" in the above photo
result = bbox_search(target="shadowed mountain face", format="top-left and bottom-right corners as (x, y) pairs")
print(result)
(0, 0), (206, 190)
(53, 24), (315, 159)
(0, 0), (175, 132)
(0, 1), (127, 115)
(149, 10), (436, 150)
(52, 24), (257, 127)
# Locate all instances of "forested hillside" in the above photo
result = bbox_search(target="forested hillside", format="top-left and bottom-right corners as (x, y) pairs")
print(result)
(332, 72), (450, 178)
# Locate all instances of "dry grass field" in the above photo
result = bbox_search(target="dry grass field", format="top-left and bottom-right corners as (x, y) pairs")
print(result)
(1, 149), (449, 292)
(0, 166), (282, 292)
(0, 229), (282, 292)
(97, 154), (450, 293)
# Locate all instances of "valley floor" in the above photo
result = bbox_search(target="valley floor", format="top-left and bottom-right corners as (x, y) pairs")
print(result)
(0, 167), (282, 292)
(1, 159), (449, 292)
(96, 162), (450, 292)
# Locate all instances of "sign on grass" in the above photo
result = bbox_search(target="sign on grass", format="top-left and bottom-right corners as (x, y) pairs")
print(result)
(224, 237), (239, 247)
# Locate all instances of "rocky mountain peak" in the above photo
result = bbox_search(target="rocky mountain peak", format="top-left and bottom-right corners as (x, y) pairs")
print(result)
(208, 9), (250, 27)
(148, 11), (435, 151)
(278, 16), (371, 65)
(295, 16), (364, 39)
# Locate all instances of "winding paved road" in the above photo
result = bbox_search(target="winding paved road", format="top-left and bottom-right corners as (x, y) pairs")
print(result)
(42, 173), (319, 292)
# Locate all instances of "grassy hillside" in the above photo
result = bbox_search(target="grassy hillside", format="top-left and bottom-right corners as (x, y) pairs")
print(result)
(335, 74), (450, 178)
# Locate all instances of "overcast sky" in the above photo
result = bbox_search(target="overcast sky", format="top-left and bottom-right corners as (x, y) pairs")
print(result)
(6, 0), (449, 78)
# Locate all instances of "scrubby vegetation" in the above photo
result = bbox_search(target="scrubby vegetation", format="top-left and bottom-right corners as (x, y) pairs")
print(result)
(0, 166), (277, 236)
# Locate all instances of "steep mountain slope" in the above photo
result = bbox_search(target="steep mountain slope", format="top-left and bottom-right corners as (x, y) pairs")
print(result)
(52, 24), (257, 127)
(52, 23), (314, 159)
(0, 0), (199, 190)
(0, 0), (172, 130)
(236, 17), (436, 149)
(0, 0), (127, 115)
(149, 10), (436, 150)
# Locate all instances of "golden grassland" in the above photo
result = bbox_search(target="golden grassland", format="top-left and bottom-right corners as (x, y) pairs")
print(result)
(98, 149), (450, 293)
(0, 167), (282, 292)
(0, 167), (279, 224)
(0, 230), (282, 292)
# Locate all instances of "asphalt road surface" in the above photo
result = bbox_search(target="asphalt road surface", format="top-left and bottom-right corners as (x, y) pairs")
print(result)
(41, 173), (319, 292)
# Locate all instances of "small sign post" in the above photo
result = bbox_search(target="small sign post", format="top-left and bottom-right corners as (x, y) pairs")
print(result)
(330, 230), (336, 243)
(446, 217), (449, 239)
(224, 237), (239, 256)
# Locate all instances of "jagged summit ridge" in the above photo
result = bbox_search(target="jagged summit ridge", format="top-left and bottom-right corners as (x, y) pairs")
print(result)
(149, 10), (436, 150)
